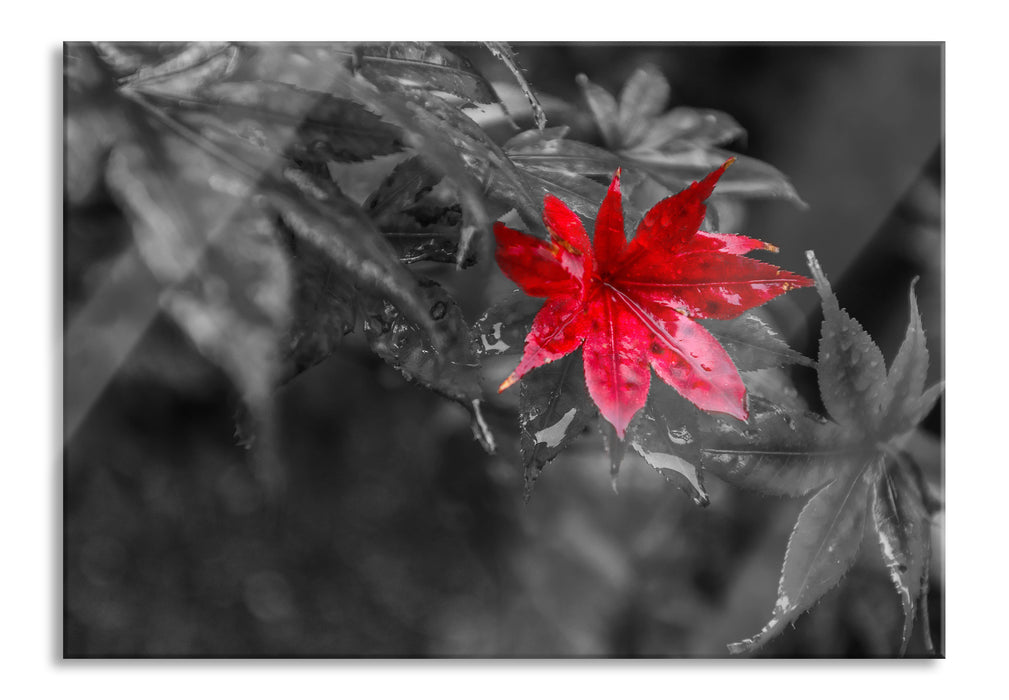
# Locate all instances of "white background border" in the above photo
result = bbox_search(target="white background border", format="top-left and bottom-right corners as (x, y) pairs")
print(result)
(7, 2), (999, 696)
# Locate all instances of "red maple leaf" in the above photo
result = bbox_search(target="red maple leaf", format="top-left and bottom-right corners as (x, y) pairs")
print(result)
(494, 159), (813, 438)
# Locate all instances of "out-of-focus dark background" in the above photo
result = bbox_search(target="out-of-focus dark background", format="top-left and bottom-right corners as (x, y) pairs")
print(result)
(64, 43), (942, 657)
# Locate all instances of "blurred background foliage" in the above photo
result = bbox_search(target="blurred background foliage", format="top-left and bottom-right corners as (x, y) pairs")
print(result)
(64, 43), (941, 657)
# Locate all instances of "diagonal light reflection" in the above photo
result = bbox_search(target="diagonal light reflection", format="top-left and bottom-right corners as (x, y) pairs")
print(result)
(775, 145), (942, 347)
(64, 43), (348, 444)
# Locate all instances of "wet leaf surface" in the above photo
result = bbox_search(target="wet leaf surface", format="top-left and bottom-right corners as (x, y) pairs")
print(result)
(361, 278), (494, 453)
(348, 42), (499, 105)
(272, 167), (450, 351)
(472, 292), (542, 359)
(365, 156), (475, 266)
(627, 383), (708, 505)
(399, 89), (545, 241)
(504, 129), (644, 227)
(511, 165), (611, 227)
(495, 162), (811, 438)
(518, 353), (596, 500)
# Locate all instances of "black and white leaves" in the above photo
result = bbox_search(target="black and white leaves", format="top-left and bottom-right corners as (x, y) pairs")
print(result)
(577, 66), (805, 205)
(711, 253), (942, 655)
(86, 41), (534, 455)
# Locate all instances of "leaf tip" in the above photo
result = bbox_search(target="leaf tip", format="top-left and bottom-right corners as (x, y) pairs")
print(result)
(608, 167), (623, 194)
(470, 399), (497, 454)
(907, 275), (922, 315)
(608, 416), (630, 441)
(456, 223), (479, 269)
(726, 639), (753, 656)
(898, 633), (911, 658)
(721, 398), (749, 423)
(499, 371), (522, 393)
(805, 250), (835, 304)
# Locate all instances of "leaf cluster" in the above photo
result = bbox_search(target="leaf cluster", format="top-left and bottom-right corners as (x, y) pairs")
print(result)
(70, 42), (803, 459)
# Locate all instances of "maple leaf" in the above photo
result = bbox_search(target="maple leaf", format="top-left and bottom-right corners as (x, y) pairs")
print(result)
(493, 159), (812, 438)
(703, 252), (943, 656)
(577, 66), (804, 205)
